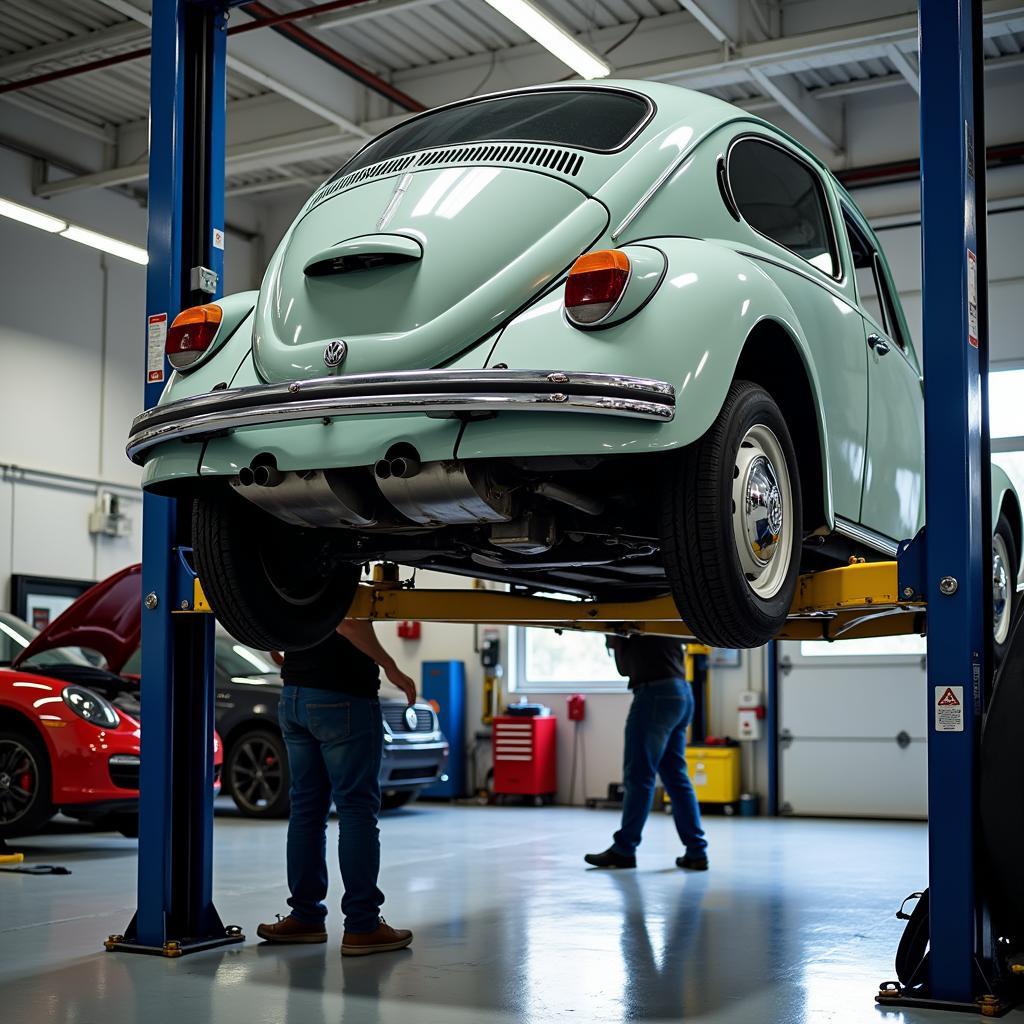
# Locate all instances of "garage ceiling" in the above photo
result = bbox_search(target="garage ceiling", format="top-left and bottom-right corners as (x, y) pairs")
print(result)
(1, 0), (1023, 204)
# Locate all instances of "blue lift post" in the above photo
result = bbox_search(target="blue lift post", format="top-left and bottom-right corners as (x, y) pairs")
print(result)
(920, 0), (989, 1006)
(880, 0), (994, 1010)
(106, 0), (242, 957)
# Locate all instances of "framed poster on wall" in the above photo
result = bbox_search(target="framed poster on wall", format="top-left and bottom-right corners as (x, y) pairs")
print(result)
(10, 574), (95, 629)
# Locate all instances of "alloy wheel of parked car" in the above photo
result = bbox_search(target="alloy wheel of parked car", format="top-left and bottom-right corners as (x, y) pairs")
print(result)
(193, 488), (361, 651)
(226, 729), (291, 818)
(993, 513), (1020, 663)
(660, 380), (802, 649)
(0, 729), (53, 838)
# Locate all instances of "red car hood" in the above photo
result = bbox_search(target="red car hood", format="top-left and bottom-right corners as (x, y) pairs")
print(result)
(13, 564), (141, 674)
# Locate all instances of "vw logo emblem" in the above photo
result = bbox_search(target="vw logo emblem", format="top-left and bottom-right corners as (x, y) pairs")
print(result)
(323, 339), (347, 367)
(404, 705), (419, 731)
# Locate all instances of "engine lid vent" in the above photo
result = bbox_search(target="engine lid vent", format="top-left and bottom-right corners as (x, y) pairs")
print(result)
(307, 144), (584, 211)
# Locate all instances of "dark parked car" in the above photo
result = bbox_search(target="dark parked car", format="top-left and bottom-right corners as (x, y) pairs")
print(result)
(125, 634), (449, 817)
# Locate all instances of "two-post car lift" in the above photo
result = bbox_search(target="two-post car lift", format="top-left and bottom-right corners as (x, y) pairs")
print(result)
(117, 0), (1003, 1012)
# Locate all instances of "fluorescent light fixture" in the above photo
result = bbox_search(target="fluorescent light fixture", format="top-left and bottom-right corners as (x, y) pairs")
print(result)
(0, 196), (67, 233)
(482, 0), (611, 80)
(61, 224), (149, 265)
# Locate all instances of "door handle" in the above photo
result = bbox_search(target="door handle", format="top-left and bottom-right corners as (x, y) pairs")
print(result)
(868, 333), (891, 356)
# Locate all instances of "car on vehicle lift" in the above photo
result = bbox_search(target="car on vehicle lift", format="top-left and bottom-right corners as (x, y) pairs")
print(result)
(126, 80), (1023, 659)
(122, 635), (449, 818)
(0, 568), (222, 840)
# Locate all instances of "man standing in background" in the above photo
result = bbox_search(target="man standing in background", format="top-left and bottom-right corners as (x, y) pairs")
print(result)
(584, 634), (708, 871)
(258, 619), (418, 955)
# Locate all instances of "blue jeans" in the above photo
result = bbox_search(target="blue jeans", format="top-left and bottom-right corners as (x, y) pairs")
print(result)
(612, 677), (707, 858)
(278, 686), (384, 933)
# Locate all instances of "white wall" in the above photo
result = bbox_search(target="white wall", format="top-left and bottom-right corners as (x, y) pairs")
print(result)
(0, 145), (260, 608)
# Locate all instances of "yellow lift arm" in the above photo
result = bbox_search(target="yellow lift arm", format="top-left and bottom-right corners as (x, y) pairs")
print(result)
(347, 561), (924, 643)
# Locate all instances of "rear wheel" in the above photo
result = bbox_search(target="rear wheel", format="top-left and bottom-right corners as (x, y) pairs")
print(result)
(993, 512), (1020, 665)
(0, 728), (53, 839)
(226, 728), (291, 818)
(660, 381), (802, 648)
(193, 487), (360, 651)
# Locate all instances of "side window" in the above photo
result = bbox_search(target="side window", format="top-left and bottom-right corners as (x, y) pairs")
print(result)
(843, 210), (908, 351)
(728, 137), (839, 277)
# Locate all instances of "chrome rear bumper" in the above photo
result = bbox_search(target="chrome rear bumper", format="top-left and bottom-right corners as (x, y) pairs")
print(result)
(126, 369), (676, 464)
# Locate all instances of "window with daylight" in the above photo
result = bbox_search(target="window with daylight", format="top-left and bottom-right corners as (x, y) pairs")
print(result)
(510, 627), (627, 694)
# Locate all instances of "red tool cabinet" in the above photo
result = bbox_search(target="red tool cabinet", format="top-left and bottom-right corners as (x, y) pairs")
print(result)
(493, 715), (557, 799)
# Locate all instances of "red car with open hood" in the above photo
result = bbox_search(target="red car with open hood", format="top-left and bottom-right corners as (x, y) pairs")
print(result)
(0, 565), (221, 839)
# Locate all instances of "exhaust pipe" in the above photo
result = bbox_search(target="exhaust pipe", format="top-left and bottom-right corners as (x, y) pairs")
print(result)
(374, 449), (421, 481)
(237, 466), (255, 487)
(253, 464), (284, 488)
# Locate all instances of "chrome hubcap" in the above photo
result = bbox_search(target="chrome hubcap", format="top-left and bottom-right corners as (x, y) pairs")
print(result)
(731, 424), (793, 600)
(993, 533), (1012, 646)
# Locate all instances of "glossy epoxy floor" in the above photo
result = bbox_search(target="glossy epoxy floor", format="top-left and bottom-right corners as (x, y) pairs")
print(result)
(1, 805), (1017, 1024)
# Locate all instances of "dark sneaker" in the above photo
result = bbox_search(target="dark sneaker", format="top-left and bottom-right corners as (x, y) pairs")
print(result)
(675, 854), (709, 871)
(342, 919), (413, 957)
(257, 914), (327, 944)
(584, 847), (636, 869)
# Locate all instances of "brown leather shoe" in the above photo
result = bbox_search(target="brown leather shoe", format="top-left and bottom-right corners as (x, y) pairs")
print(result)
(256, 914), (327, 944)
(341, 918), (413, 957)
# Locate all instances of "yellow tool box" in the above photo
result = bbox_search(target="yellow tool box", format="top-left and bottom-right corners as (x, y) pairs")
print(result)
(685, 746), (741, 805)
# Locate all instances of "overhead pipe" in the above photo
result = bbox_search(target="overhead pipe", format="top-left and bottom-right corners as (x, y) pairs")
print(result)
(0, 0), (424, 112)
(241, 1), (425, 112)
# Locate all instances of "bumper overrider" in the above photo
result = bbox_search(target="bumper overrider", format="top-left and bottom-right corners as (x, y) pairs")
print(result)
(125, 369), (676, 465)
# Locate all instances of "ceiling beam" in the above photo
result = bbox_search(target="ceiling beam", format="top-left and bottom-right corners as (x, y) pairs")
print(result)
(747, 66), (842, 153)
(309, 0), (449, 31)
(884, 43), (921, 95)
(0, 21), (146, 81)
(676, 0), (739, 48)
(91, 0), (369, 136)
(811, 49), (1024, 100)
(600, 2), (1024, 88)
(0, 92), (116, 144)
(33, 123), (366, 198)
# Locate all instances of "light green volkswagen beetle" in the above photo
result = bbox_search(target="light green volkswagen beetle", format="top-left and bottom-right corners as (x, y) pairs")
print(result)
(127, 80), (1022, 654)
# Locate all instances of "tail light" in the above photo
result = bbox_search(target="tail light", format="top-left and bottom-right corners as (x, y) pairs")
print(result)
(166, 303), (222, 369)
(565, 250), (630, 326)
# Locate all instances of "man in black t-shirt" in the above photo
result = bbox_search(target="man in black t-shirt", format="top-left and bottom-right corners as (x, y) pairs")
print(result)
(257, 619), (418, 956)
(584, 635), (708, 871)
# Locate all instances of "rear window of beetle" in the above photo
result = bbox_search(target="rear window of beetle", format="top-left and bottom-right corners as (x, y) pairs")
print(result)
(336, 90), (651, 177)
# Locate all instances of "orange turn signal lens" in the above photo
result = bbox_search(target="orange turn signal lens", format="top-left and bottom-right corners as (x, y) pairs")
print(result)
(565, 249), (631, 326)
(166, 304), (223, 370)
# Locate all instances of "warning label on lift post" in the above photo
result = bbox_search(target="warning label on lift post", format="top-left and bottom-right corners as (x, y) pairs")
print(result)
(935, 686), (964, 732)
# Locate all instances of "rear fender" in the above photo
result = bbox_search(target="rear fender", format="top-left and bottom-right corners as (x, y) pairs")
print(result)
(141, 295), (257, 490)
(462, 238), (833, 524)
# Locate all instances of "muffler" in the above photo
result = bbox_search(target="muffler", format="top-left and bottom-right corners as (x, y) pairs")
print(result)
(232, 467), (376, 528)
(375, 455), (512, 526)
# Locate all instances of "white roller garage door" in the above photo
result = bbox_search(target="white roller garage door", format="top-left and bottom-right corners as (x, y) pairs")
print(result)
(777, 636), (928, 819)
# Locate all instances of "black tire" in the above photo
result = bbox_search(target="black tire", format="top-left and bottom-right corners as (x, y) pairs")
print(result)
(193, 487), (361, 651)
(660, 381), (802, 648)
(381, 790), (418, 812)
(226, 728), (291, 818)
(894, 890), (929, 989)
(0, 727), (54, 839)
(993, 512), (1020, 666)
(981, 609), (1024, 935)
